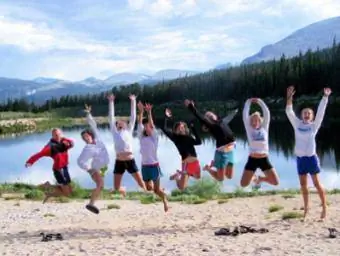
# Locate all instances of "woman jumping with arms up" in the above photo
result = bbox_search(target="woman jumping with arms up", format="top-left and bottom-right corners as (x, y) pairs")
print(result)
(137, 101), (168, 211)
(241, 98), (279, 188)
(185, 100), (236, 181)
(161, 107), (202, 190)
(77, 104), (110, 214)
(286, 85), (331, 221)
(108, 94), (146, 196)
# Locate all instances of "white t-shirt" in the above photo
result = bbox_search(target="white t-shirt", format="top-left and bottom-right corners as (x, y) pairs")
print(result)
(108, 99), (136, 154)
(137, 123), (159, 165)
(285, 96), (328, 157)
(77, 114), (110, 171)
(243, 99), (270, 155)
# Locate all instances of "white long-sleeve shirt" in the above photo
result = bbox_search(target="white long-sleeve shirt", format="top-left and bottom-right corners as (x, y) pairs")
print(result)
(108, 98), (136, 154)
(77, 113), (110, 171)
(137, 123), (159, 165)
(285, 96), (328, 157)
(243, 99), (270, 154)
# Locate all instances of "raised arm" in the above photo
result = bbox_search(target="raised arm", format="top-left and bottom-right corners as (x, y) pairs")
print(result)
(184, 100), (214, 128)
(145, 103), (155, 128)
(256, 98), (270, 131)
(160, 108), (174, 140)
(285, 86), (299, 128)
(314, 88), (331, 131)
(242, 99), (251, 127)
(137, 101), (144, 136)
(107, 94), (118, 134)
(221, 108), (238, 125)
(189, 123), (202, 145)
(128, 94), (136, 132)
(84, 104), (100, 139)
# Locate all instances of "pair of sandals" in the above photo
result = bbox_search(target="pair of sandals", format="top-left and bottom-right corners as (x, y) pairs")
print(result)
(40, 232), (63, 242)
(215, 225), (269, 236)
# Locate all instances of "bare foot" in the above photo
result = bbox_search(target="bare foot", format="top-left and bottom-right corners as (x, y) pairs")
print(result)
(119, 187), (126, 197)
(169, 171), (180, 181)
(320, 207), (326, 221)
(303, 208), (309, 221)
(163, 199), (169, 212)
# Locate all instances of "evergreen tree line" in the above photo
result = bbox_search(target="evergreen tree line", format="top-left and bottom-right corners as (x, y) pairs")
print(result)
(1, 40), (340, 115)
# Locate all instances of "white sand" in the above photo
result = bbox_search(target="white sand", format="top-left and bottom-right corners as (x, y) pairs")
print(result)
(1, 194), (340, 256)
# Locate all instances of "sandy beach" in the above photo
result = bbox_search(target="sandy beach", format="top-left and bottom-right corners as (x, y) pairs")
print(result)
(1, 194), (340, 256)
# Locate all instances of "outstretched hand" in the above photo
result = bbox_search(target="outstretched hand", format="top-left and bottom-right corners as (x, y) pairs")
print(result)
(84, 104), (91, 114)
(184, 99), (193, 107)
(129, 94), (136, 101)
(250, 98), (258, 103)
(145, 103), (152, 112)
(324, 87), (332, 96)
(107, 94), (115, 101)
(287, 86), (295, 98)
(165, 108), (172, 118)
(25, 163), (31, 168)
(137, 101), (144, 112)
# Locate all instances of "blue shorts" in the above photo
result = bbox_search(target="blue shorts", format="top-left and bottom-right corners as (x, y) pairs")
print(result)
(296, 155), (321, 175)
(141, 164), (161, 182)
(213, 150), (234, 169)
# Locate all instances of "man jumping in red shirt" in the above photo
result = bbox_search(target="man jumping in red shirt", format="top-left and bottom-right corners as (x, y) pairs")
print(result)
(25, 128), (74, 203)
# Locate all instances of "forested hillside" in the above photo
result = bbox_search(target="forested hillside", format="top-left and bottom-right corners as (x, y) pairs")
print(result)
(1, 41), (340, 118)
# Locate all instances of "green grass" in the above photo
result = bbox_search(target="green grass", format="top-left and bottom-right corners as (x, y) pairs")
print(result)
(282, 211), (304, 220)
(1, 181), (340, 205)
(43, 213), (56, 217)
(268, 204), (284, 213)
(107, 204), (120, 210)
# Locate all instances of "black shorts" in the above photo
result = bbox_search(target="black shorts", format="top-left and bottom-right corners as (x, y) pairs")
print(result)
(114, 159), (139, 175)
(244, 156), (273, 172)
(53, 166), (71, 185)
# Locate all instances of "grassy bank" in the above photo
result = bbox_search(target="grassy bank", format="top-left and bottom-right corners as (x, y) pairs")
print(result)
(1, 178), (340, 205)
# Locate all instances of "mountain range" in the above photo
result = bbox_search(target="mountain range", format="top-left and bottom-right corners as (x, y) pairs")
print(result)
(0, 69), (198, 103)
(1, 16), (340, 103)
(241, 16), (340, 64)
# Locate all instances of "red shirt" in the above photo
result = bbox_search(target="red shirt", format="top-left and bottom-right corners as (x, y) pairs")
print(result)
(26, 138), (74, 170)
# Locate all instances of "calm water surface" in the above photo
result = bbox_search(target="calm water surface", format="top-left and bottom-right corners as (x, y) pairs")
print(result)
(1, 120), (340, 192)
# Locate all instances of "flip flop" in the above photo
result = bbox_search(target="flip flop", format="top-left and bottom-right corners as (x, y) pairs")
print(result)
(328, 228), (337, 238)
(257, 228), (269, 233)
(231, 227), (240, 236)
(86, 204), (100, 214)
(214, 228), (231, 236)
(55, 233), (63, 240)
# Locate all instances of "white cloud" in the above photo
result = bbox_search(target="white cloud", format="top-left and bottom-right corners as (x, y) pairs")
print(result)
(149, 0), (173, 17)
(128, 0), (146, 10)
(287, 0), (340, 20)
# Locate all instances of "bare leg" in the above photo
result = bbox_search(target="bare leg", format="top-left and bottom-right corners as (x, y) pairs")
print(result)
(240, 170), (255, 187)
(131, 172), (147, 191)
(89, 171), (104, 206)
(299, 175), (309, 221)
(203, 164), (224, 181)
(154, 179), (168, 212)
(224, 164), (233, 179)
(43, 184), (72, 203)
(257, 169), (279, 186)
(311, 174), (327, 220)
(176, 173), (189, 191)
(145, 181), (154, 191)
(113, 173), (126, 197)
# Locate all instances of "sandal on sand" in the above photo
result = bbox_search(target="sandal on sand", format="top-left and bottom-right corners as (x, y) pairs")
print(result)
(328, 228), (337, 238)
(86, 204), (100, 214)
(231, 227), (240, 236)
(215, 228), (231, 236)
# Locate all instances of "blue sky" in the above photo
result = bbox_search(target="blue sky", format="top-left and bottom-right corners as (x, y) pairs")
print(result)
(0, 0), (339, 81)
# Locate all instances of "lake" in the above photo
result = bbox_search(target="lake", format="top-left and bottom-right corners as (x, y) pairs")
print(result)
(1, 119), (340, 192)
